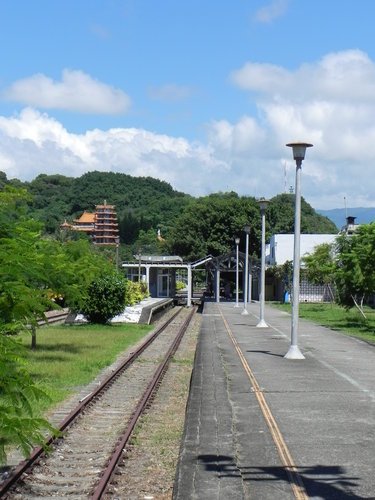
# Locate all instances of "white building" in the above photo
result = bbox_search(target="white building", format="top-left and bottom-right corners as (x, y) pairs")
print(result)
(265, 233), (338, 302)
(266, 234), (338, 266)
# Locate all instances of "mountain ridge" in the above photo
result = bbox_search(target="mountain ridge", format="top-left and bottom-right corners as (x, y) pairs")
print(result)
(317, 207), (375, 228)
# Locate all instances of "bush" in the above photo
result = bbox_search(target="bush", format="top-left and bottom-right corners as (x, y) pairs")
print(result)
(81, 274), (127, 324)
(125, 280), (149, 306)
(176, 280), (186, 291)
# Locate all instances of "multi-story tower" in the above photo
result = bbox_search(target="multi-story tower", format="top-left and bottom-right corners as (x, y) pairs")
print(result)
(93, 201), (119, 246)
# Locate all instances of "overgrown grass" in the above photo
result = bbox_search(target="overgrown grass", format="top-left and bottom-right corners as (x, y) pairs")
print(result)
(270, 302), (375, 344)
(18, 323), (153, 414)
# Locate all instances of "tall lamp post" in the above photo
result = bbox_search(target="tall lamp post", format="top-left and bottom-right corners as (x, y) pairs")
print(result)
(285, 142), (313, 359)
(115, 237), (120, 269)
(234, 237), (240, 308)
(241, 225), (250, 316)
(138, 248), (142, 282)
(257, 198), (269, 328)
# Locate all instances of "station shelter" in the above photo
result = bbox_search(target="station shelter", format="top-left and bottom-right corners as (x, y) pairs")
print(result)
(204, 251), (260, 303)
(122, 255), (213, 307)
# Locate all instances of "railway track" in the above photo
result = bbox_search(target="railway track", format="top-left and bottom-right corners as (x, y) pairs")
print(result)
(1, 306), (196, 499)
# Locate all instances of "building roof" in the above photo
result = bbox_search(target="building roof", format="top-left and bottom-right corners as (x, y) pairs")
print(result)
(96, 204), (115, 209)
(74, 211), (95, 224)
(136, 255), (183, 264)
(60, 219), (71, 228)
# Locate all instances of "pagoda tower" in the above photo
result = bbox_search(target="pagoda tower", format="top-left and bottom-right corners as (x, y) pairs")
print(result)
(93, 201), (119, 246)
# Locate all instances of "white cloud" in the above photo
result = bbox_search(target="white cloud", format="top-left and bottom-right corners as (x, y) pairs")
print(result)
(3, 69), (130, 114)
(90, 23), (111, 40)
(231, 50), (375, 103)
(0, 108), (228, 195)
(226, 49), (375, 208)
(147, 84), (193, 102)
(254, 0), (289, 23)
(3, 50), (375, 210)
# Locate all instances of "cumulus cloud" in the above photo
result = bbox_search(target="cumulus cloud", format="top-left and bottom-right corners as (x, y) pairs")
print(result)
(2, 50), (375, 210)
(3, 69), (130, 114)
(231, 50), (375, 103)
(0, 108), (228, 195)
(254, 0), (289, 23)
(227, 49), (375, 208)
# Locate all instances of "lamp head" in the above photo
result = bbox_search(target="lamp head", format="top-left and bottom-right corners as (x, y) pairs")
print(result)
(258, 197), (269, 212)
(243, 225), (251, 234)
(235, 237), (240, 245)
(286, 142), (313, 161)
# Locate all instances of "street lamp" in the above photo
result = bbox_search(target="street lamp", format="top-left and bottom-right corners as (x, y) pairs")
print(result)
(234, 237), (240, 308)
(241, 225), (250, 316)
(257, 198), (269, 328)
(138, 248), (142, 282)
(115, 236), (120, 269)
(285, 141), (313, 359)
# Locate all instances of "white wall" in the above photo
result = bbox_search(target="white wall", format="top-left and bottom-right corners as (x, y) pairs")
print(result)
(267, 234), (338, 266)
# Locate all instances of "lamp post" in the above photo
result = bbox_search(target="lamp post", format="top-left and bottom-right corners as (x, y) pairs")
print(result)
(115, 237), (120, 269)
(138, 249), (142, 282)
(234, 237), (240, 308)
(257, 198), (269, 328)
(285, 142), (313, 359)
(241, 225), (250, 316)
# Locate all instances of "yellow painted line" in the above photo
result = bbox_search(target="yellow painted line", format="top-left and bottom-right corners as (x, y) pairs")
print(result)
(218, 307), (308, 500)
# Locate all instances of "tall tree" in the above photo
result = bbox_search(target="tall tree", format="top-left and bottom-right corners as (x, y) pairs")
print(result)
(267, 193), (337, 234)
(334, 224), (375, 317)
(169, 193), (260, 261)
(0, 188), (58, 462)
(0, 187), (115, 461)
(302, 242), (336, 301)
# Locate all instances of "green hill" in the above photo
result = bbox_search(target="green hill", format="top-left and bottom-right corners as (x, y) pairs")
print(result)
(0, 171), (338, 259)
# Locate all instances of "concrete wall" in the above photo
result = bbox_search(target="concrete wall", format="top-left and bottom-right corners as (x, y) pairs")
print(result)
(267, 233), (338, 266)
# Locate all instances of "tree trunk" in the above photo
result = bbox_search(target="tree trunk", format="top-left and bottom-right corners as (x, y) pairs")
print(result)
(351, 294), (367, 320)
(31, 325), (37, 350)
(327, 283), (335, 303)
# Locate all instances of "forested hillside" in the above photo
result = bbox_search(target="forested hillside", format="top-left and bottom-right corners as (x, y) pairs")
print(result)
(0, 171), (337, 260)
(1, 171), (192, 245)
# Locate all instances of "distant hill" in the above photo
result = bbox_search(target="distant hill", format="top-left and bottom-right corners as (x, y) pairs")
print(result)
(317, 207), (375, 229)
(0, 169), (339, 250)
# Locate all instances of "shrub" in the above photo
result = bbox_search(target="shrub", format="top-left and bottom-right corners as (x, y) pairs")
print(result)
(176, 280), (186, 291)
(81, 274), (126, 324)
(125, 280), (149, 306)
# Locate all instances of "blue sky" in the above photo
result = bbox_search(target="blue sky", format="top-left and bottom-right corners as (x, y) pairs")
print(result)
(1, 0), (375, 209)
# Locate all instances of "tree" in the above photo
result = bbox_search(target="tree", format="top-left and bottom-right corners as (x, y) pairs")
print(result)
(0, 198), (111, 347)
(267, 193), (337, 234)
(81, 274), (127, 324)
(0, 187), (119, 461)
(0, 189), (52, 343)
(0, 335), (56, 463)
(169, 193), (260, 261)
(268, 260), (294, 301)
(0, 188), (58, 462)
(302, 242), (336, 302)
(334, 225), (375, 318)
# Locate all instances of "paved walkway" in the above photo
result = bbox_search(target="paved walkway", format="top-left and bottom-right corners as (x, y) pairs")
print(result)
(174, 301), (375, 499)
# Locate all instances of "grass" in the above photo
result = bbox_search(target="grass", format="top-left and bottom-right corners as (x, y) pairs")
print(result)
(270, 302), (375, 344)
(18, 322), (153, 414)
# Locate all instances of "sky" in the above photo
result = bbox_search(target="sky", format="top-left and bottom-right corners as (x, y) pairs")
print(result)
(1, 0), (375, 210)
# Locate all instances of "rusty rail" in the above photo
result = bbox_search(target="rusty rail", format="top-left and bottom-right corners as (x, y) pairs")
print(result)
(91, 306), (197, 499)
(0, 307), (183, 497)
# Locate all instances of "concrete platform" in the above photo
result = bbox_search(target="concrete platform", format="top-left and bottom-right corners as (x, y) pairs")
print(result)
(173, 301), (375, 499)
